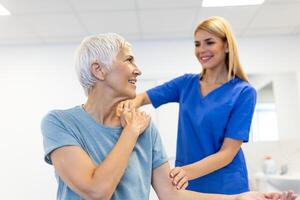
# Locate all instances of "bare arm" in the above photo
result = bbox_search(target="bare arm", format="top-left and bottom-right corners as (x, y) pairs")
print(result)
(152, 162), (237, 200)
(134, 92), (151, 107)
(184, 138), (242, 179)
(117, 92), (150, 117)
(51, 109), (150, 200)
(51, 129), (137, 200)
(170, 138), (243, 189)
(152, 162), (296, 200)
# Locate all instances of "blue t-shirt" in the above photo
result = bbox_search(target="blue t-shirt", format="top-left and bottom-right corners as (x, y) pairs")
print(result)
(41, 106), (168, 200)
(147, 73), (256, 194)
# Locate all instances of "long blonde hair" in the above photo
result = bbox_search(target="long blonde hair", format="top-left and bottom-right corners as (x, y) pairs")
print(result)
(194, 16), (249, 82)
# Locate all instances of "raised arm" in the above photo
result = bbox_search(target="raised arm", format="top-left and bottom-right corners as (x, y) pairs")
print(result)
(117, 92), (151, 116)
(50, 109), (150, 200)
(135, 92), (151, 107)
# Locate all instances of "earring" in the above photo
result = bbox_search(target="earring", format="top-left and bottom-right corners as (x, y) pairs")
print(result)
(225, 49), (229, 53)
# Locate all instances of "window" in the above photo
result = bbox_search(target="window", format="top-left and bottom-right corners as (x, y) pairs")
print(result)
(250, 103), (279, 141)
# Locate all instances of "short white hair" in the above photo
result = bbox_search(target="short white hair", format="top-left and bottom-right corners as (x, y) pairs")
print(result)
(75, 33), (131, 96)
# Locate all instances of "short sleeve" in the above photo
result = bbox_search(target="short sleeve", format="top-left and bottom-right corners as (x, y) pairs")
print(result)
(225, 86), (257, 142)
(41, 111), (80, 165)
(146, 74), (187, 108)
(149, 122), (168, 169)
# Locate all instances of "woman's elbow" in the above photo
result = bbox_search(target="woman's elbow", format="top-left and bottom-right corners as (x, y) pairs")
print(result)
(80, 183), (114, 200)
(84, 190), (112, 200)
(85, 192), (110, 200)
(223, 152), (237, 166)
(217, 152), (235, 168)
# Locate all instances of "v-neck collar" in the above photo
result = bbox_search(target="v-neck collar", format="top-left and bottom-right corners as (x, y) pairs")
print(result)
(197, 73), (237, 100)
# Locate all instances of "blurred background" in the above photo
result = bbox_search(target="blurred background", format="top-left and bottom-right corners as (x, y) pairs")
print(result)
(0, 0), (300, 199)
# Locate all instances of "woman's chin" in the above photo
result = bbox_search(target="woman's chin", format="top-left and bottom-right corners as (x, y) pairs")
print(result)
(201, 64), (214, 69)
(122, 92), (136, 100)
(128, 93), (136, 99)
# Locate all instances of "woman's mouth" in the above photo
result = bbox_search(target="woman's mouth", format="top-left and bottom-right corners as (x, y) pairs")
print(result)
(128, 79), (137, 85)
(200, 55), (213, 63)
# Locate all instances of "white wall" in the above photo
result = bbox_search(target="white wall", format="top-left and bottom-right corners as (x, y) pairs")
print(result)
(272, 73), (300, 140)
(1, 35), (300, 199)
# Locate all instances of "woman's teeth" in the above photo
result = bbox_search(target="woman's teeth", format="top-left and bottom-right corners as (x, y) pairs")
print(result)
(128, 80), (136, 84)
(201, 56), (212, 61)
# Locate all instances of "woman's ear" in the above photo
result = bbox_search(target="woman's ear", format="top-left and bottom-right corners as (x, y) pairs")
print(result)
(224, 41), (229, 53)
(91, 62), (106, 81)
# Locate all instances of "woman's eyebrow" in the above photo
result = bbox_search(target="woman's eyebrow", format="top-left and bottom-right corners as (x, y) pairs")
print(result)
(204, 37), (214, 42)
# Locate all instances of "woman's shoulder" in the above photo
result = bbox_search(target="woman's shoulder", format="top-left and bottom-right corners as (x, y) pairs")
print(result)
(42, 106), (81, 125)
(182, 73), (199, 80)
(234, 77), (256, 93)
(230, 78), (257, 103)
(171, 73), (198, 84)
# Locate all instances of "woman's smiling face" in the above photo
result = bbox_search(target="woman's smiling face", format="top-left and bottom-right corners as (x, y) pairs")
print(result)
(194, 29), (228, 71)
(105, 46), (142, 100)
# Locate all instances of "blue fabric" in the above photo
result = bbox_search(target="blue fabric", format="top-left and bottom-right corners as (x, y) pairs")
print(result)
(147, 73), (256, 194)
(41, 105), (168, 200)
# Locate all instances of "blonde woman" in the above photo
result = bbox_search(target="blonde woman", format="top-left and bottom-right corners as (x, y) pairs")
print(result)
(119, 16), (256, 194)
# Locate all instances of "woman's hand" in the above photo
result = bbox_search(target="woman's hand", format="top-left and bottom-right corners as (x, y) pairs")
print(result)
(236, 191), (297, 200)
(264, 191), (297, 200)
(120, 108), (151, 137)
(116, 100), (137, 117)
(169, 167), (189, 190)
(236, 191), (266, 200)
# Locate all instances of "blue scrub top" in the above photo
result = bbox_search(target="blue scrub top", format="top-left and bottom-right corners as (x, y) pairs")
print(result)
(147, 73), (256, 194)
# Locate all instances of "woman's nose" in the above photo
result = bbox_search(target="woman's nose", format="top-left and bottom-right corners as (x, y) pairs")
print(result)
(197, 45), (206, 53)
(133, 68), (142, 76)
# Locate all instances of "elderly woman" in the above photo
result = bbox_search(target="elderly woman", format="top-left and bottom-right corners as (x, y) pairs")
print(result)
(41, 33), (296, 200)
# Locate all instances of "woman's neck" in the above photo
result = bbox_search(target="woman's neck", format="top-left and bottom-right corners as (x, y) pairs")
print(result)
(83, 89), (123, 128)
(202, 65), (228, 85)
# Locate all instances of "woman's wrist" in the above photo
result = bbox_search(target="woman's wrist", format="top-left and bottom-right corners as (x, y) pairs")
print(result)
(136, 93), (146, 108)
(137, 92), (150, 107)
(122, 126), (140, 140)
(183, 164), (198, 180)
(180, 166), (191, 180)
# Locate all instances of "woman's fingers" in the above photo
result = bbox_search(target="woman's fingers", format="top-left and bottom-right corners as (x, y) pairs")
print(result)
(176, 176), (188, 190)
(181, 182), (188, 190)
(282, 191), (287, 200)
(264, 191), (298, 200)
(286, 191), (297, 200)
(264, 192), (280, 200)
(116, 102), (124, 117)
(169, 167), (181, 178)
(169, 167), (189, 190)
(140, 111), (151, 131)
(117, 100), (135, 117)
(291, 194), (298, 200)
(124, 100), (134, 110)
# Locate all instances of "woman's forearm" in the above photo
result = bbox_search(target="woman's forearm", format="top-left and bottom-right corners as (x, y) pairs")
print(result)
(88, 127), (139, 199)
(183, 138), (242, 180)
(183, 150), (234, 180)
(135, 92), (151, 107)
(176, 189), (238, 200)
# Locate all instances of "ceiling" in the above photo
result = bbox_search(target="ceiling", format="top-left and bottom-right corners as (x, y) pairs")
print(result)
(0, 0), (300, 45)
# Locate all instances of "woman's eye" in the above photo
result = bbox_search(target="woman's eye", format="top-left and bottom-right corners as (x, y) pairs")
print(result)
(195, 43), (200, 47)
(207, 41), (215, 45)
(126, 57), (132, 62)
